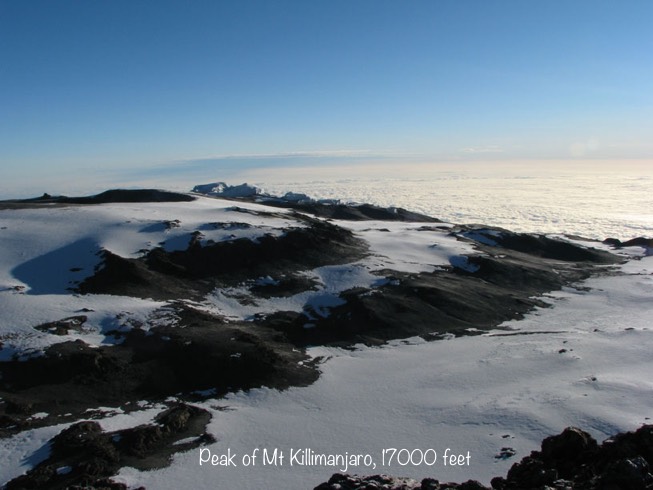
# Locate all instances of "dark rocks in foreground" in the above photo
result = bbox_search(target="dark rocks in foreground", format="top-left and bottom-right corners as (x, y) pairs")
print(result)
(318, 474), (492, 490)
(315, 425), (653, 490)
(5, 420), (653, 490)
(0, 305), (319, 432)
(4, 403), (212, 490)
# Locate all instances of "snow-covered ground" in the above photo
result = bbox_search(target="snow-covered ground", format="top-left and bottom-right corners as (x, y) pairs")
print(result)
(0, 196), (485, 355)
(106, 256), (652, 489)
(1, 186), (652, 489)
(0, 197), (306, 356)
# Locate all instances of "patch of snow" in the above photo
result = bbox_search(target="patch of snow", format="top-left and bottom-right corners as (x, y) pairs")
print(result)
(95, 404), (167, 433)
(281, 191), (312, 202)
(203, 265), (382, 321)
(338, 220), (481, 275)
(304, 293), (346, 319)
(461, 230), (501, 246)
(254, 276), (279, 286)
(449, 255), (480, 273)
(173, 436), (199, 446)
(192, 182), (260, 198)
(0, 424), (67, 485)
(0, 294), (171, 360)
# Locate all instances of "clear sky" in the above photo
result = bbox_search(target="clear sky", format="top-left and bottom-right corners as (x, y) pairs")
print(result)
(1, 0), (652, 196)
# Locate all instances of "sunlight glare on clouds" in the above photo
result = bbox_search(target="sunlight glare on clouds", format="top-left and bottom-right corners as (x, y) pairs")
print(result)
(460, 146), (504, 154)
(569, 138), (600, 157)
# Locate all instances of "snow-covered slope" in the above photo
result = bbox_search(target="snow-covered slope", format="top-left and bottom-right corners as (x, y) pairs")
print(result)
(113, 258), (653, 489)
(0, 196), (307, 354)
(0, 194), (508, 357)
(0, 188), (650, 489)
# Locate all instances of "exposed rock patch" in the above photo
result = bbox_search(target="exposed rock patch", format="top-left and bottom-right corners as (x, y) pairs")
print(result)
(315, 473), (491, 490)
(78, 214), (367, 300)
(604, 236), (653, 256)
(315, 425), (653, 490)
(259, 200), (442, 222)
(4, 403), (211, 490)
(0, 305), (318, 433)
(250, 273), (321, 298)
(270, 232), (619, 346)
(33, 315), (88, 336)
(2, 189), (195, 207)
(454, 226), (617, 264)
(603, 237), (653, 249)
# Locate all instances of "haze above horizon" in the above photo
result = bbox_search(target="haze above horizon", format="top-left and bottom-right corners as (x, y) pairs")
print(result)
(1, 0), (652, 197)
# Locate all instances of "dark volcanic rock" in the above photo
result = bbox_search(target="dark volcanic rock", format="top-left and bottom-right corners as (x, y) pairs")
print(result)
(493, 425), (653, 489)
(4, 403), (210, 490)
(259, 199), (443, 222)
(0, 189), (195, 209)
(0, 306), (318, 426)
(78, 214), (367, 300)
(604, 237), (653, 249)
(316, 425), (653, 490)
(604, 236), (653, 256)
(540, 426), (599, 478)
(33, 315), (88, 336)
(456, 226), (617, 263)
(276, 235), (619, 346)
(59, 189), (195, 204)
(314, 473), (488, 489)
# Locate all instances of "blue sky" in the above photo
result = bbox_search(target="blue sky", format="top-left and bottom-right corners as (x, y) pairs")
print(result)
(1, 0), (652, 196)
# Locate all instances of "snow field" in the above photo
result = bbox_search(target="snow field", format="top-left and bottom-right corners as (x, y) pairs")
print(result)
(112, 257), (653, 489)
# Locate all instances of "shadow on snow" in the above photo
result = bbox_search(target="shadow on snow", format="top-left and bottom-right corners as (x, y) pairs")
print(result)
(11, 238), (102, 295)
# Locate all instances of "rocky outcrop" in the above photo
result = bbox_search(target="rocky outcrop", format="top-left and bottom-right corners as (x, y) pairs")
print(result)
(0, 305), (318, 432)
(4, 403), (212, 490)
(78, 213), (367, 300)
(604, 237), (653, 256)
(492, 425), (653, 489)
(315, 425), (653, 490)
(270, 229), (619, 346)
(315, 474), (487, 490)
(9, 189), (195, 205)
(259, 200), (442, 222)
